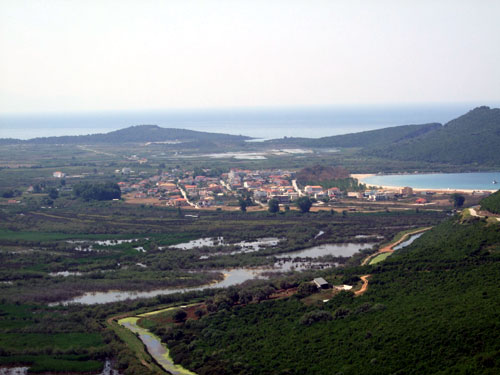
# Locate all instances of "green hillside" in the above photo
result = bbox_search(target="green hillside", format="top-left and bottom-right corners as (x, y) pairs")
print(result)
(266, 106), (500, 167)
(266, 123), (440, 149)
(1, 125), (251, 144)
(369, 106), (500, 165)
(161, 216), (500, 375)
(481, 189), (500, 214)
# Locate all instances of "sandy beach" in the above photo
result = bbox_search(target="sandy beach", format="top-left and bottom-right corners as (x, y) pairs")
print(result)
(351, 174), (497, 194)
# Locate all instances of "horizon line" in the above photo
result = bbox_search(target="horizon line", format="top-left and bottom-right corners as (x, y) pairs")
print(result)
(1, 101), (500, 117)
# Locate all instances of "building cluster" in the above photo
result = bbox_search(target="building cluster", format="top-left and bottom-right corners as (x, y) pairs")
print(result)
(225, 168), (298, 204)
(117, 167), (303, 207)
(303, 185), (343, 200)
(117, 170), (197, 207)
(359, 186), (414, 202)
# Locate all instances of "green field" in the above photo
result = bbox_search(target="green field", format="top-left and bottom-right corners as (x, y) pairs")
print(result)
(368, 252), (392, 264)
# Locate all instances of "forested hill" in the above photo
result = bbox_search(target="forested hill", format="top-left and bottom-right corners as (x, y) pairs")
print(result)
(265, 106), (500, 166)
(163, 214), (500, 375)
(0, 125), (251, 144)
(266, 122), (441, 149)
(369, 106), (500, 165)
(481, 189), (500, 214)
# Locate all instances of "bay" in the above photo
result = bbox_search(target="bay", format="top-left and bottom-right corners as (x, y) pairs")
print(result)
(363, 172), (500, 191)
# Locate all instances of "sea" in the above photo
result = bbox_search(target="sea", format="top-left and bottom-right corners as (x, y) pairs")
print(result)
(362, 172), (500, 192)
(1, 103), (496, 140)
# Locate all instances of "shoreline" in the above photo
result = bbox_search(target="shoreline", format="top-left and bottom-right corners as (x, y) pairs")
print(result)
(351, 174), (497, 194)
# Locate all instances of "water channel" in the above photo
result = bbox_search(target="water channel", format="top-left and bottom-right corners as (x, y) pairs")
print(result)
(117, 234), (423, 375)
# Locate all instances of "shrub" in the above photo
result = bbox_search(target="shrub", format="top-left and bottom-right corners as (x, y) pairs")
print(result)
(300, 310), (332, 326)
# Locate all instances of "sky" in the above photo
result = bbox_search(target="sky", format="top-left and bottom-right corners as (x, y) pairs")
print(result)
(1, 0), (499, 114)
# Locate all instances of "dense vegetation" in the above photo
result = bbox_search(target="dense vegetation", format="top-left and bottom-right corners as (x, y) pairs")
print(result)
(161, 216), (500, 375)
(369, 106), (500, 165)
(73, 182), (121, 201)
(270, 122), (441, 149)
(265, 106), (500, 167)
(296, 164), (366, 192)
(0, 125), (251, 144)
(481, 189), (500, 214)
(296, 164), (350, 182)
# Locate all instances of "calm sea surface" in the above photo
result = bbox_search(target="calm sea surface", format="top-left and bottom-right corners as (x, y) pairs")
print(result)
(363, 172), (500, 191)
(0, 104), (491, 140)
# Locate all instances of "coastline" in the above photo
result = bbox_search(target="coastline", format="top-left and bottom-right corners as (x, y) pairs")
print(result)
(351, 173), (497, 194)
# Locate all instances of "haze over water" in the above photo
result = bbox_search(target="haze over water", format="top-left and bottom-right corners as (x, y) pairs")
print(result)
(0, 104), (493, 140)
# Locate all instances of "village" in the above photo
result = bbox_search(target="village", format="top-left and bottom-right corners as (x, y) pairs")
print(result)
(113, 166), (477, 211)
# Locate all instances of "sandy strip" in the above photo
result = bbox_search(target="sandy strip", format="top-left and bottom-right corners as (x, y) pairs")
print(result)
(351, 173), (375, 180)
(351, 174), (496, 194)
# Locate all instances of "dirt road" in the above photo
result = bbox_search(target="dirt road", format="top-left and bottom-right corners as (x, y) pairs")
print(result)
(355, 275), (371, 296)
(361, 227), (432, 266)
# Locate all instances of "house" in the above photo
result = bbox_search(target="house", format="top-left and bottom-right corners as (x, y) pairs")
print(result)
(313, 277), (329, 289)
(327, 187), (342, 197)
(368, 192), (388, 201)
(314, 192), (328, 200)
(271, 195), (290, 204)
(53, 171), (65, 178)
(400, 186), (414, 196)
(285, 191), (299, 201)
(347, 192), (363, 199)
(253, 190), (268, 200)
(304, 185), (324, 195)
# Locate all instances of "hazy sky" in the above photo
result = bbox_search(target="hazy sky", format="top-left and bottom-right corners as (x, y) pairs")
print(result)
(1, 0), (499, 114)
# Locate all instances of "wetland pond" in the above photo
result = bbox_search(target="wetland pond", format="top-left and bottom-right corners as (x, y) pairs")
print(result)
(393, 232), (425, 250)
(58, 241), (375, 305)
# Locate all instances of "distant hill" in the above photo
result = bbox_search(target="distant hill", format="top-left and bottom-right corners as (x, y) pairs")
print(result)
(0, 125), (251, 144)
(268, 122), (441, 149)
(369, 106), (500, 165)
(267, 106), (500, 166)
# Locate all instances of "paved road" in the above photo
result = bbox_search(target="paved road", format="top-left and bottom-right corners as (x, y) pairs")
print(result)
(292, 179), (304, 196)
(177, 184), (198, 208)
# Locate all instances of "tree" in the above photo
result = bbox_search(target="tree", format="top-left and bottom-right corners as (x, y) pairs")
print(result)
(194, 309), (205, 319)
(48, 188), (59, 200)
(238, 198), (247, 212)
(296, 282), (317, 297)
(296, 196), (312, 213)
(173, 310), (187, 323)
(73, 182), (121, 201)
(268, 198), (280, 213)
(451, 193), (465, 208)
(1, 190), (14, 198)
